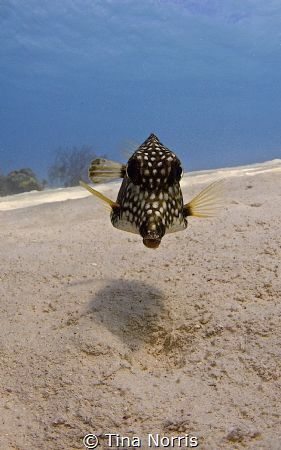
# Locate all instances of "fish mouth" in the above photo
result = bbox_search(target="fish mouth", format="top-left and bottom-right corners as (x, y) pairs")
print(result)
(143, 237), (161, 249)
(140, 223), (165, 249)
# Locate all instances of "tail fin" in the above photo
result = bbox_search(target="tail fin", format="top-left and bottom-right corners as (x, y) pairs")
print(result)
(89, 158), (126, 184)
(184, 179), (225, 218)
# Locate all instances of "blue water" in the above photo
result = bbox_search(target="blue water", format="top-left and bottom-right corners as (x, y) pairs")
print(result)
(1, 1), (281, 178)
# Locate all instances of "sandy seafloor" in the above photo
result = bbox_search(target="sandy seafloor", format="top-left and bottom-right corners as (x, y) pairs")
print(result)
(0, 159), (280, 450)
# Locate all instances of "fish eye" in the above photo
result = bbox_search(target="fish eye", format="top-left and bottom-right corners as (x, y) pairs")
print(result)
(167, 160), (182, 185)
(126, 159), (141, 184)
(176, 165), (183, 180)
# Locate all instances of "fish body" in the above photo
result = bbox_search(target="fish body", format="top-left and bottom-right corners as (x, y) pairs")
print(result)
(80, 134), (223, 248)
(111, 134), (187, 248)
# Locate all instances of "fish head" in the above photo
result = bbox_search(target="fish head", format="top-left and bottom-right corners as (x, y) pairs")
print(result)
(126, 134), (183, 190)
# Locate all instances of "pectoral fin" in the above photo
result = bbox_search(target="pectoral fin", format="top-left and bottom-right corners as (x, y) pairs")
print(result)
(80, 181), (119, 211)
(183, 179), (224, 218)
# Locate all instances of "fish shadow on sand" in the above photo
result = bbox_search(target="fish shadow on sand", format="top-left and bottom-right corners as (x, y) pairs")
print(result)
(89, 279), (167, 350)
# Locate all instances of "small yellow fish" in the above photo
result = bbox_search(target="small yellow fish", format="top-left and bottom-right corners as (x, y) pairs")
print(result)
(80, 134), (223, 248)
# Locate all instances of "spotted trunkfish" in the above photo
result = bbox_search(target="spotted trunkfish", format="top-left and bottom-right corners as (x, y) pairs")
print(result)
(80, 133), (223, 248)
